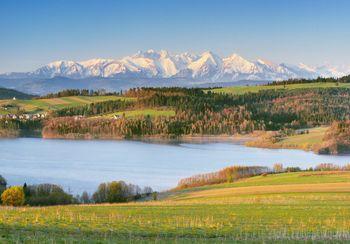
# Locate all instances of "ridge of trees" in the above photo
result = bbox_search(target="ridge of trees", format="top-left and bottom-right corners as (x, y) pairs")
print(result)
(44, 87), (350, 138)
(267, 75), (350, 86)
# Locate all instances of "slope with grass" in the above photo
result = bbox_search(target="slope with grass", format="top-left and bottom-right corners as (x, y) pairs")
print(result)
(1, 172), (350, 242)
(0, 87), (34, 100)
(0, 95), (130, 114)
(210, 82), (350, 95)
(98, 108), (176, 118)
(275, 127), (328, 150)
(246, 127), (328, 152)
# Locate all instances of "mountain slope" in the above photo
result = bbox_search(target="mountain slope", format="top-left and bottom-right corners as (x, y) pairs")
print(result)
(2, 50), (348, 82)
(1, 50), (349, 95)
(0, 87), (35, 99)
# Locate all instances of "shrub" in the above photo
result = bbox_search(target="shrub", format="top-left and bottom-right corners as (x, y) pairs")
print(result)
(273, 163), (284, 173)
(177, 166), (269, 189)
(1, 186), (25, 206)
(0, 175), (7, 201)
(314, 163), (340, 171)
(92, 181), (151, 203)
(107, 181), (127, 203)
(0, 175), (6, 189)
(80, 191), (91, 204)
(24, 184), (73, 206)
(285, 167), (302, 172)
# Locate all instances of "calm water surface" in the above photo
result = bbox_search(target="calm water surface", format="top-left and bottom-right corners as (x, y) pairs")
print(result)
(1, 138), (350, 193)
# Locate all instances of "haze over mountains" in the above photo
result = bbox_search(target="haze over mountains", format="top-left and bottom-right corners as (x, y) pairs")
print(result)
(1, 50), (349, 95)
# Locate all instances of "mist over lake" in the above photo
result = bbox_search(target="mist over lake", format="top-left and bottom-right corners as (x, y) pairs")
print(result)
(1, 138), (350, 194)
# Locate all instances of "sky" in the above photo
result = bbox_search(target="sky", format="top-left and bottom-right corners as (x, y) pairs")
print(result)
(0, 0), (350, 73)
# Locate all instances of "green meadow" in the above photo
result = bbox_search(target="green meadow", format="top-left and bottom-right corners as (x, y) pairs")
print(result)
(2, 171), (350, 242)
(0, 96), (132, 114)
(275, 127), (328, 150)
(210, 82), (350, 95)
(99, 108), (176, 118)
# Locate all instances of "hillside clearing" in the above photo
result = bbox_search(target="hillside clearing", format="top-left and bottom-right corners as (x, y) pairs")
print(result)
(0, 96), (132, 114)
(210, 82), (350, 95)
(98, 108), (176, 118)
(246, 127), (328, 151)
(275, 127), (328, 150)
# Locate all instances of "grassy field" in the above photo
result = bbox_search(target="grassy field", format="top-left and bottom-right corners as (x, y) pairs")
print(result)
(98, 108), (176, 118)
(275, 127), (328, 150)
(1, 171), (350, 242)
(0, 96), (132, 114)
(246, 127), (328, 151)
(210, 82), (350, 95)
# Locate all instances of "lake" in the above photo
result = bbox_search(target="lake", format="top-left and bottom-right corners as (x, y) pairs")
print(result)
(1, 138), (350, 194)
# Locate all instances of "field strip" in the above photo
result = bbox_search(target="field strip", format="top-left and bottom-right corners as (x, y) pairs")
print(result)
(179, 182), (350, 199)
(63, 96), (91, 103)
(40, 98), (70, 105)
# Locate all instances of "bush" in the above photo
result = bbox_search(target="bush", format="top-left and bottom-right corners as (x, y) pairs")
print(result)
(177, 166), (269, 189)
(0, 175), (6, 189)
(0, 175), (7, 201)
(285, 167), (302, 172)
(24, 184), (73, 206)
(314, 163), (341, 171)
(1, 186), (25, 206)
(80, 191), (91, 204)
(273, 163), (284, 173)
(92, 181), (151, 203)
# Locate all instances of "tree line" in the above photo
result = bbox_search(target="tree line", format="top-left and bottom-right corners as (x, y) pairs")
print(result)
(39, 89), (120, 99)
(317, 120), (350, 154)
(267, 75), (350, 86)
(0, 176), (154, 207)
(177, 166), (269, 189)
(43, 86), (350, 138)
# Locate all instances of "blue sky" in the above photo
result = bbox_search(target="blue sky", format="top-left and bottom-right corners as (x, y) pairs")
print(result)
(0, 0), (349, 73)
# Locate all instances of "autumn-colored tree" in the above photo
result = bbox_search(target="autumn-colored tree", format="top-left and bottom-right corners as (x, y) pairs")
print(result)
(273, 163), (284, 173)
(1, 186), (25, 206)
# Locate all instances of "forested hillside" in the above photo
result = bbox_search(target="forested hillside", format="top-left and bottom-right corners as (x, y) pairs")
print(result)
(42, 86), (350, 140)
(1, 78), (350, 154)
(0, 87), (34, 99)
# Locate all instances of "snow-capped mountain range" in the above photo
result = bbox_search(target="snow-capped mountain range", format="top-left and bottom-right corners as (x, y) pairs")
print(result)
(3, 50), (349, 82)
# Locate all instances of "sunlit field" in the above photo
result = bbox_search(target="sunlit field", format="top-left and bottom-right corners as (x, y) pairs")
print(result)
(98, 108), (176, 118)
(275, 127), (328, 150)
(210, 82), (350, 95)
(2, 172), (350, 242)
(0, 96), (132, 114)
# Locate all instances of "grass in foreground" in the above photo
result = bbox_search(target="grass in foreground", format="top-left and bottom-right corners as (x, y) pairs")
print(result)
(210, 82), (350, 95)
(1, 172), (350, 242)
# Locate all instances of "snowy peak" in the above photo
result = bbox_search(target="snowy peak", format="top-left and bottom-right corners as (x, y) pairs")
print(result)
(187, 51), (222, 79)
(10, 50), (350, 82)
(33, 60), (85, 78)
(223, 54), (258, 74)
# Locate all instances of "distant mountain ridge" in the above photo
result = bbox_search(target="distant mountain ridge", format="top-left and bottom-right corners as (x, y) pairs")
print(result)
(2, 50), (349, 81)
(0, 87), (35, 99)
(1, 50), (349, 95)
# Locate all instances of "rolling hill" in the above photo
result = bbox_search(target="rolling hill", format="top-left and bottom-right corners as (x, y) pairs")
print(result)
(0, 87), (34, 99)
(1, 171), (350, 242)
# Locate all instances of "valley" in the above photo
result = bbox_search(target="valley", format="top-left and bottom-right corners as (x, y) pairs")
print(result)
(1, 77), (350, 154)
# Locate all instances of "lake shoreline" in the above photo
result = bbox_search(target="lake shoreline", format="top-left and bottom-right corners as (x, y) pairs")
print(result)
(25, 132), (261, 145)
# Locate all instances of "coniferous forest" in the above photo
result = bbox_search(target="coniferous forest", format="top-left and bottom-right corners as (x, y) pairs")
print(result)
(43, 86), (350, 138)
